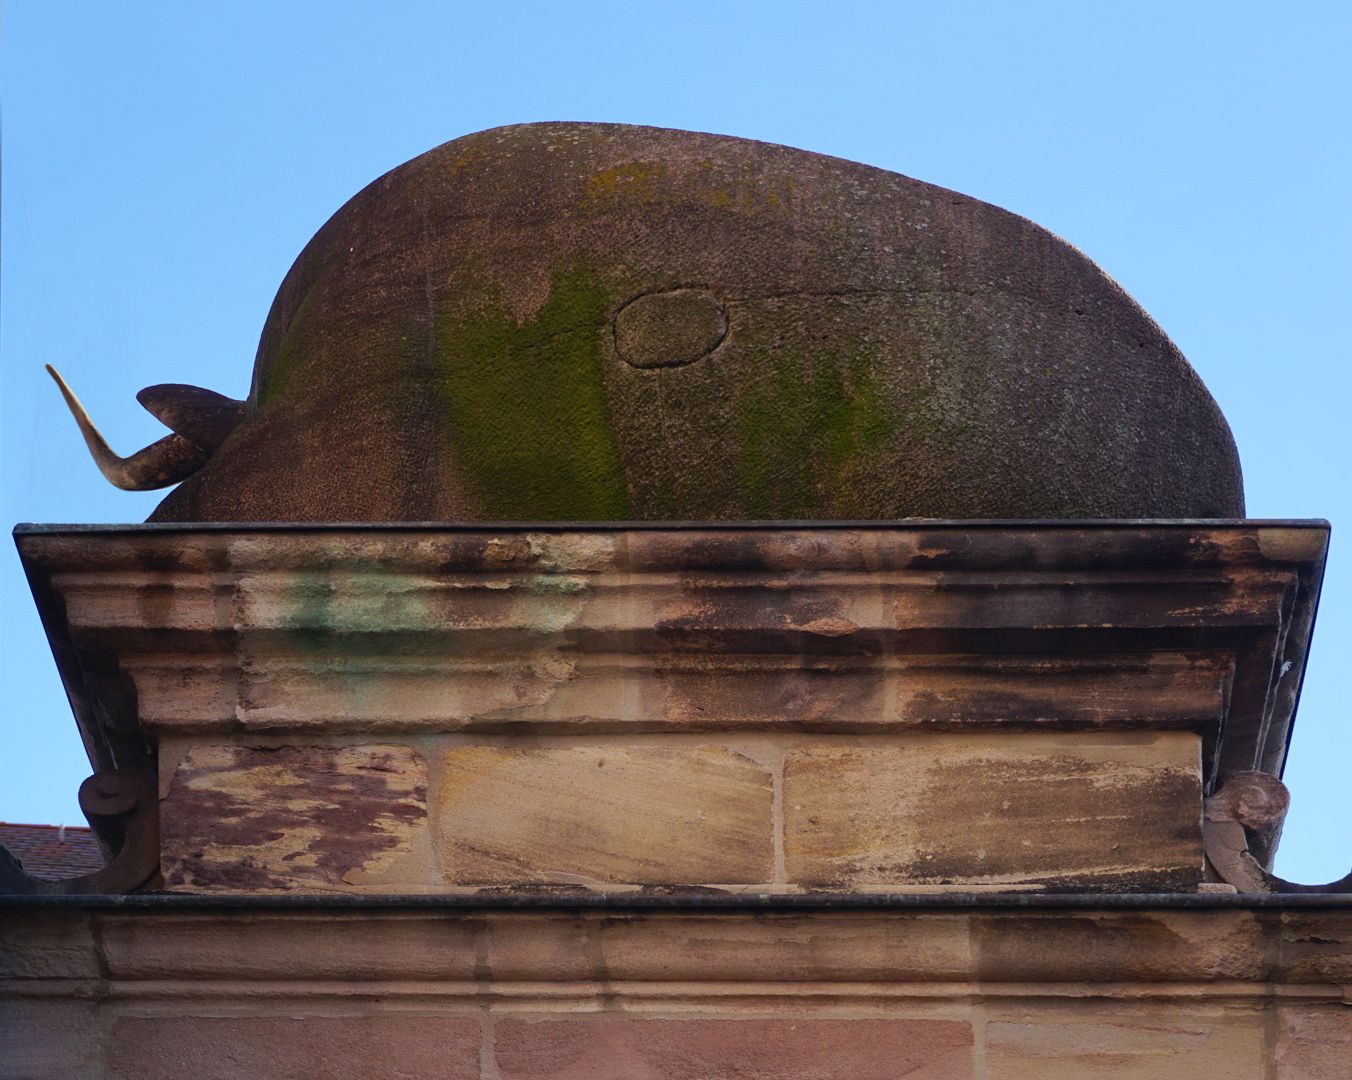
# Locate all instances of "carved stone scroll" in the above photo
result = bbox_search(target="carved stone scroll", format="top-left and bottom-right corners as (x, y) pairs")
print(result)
(1203, 771), (1351, 893)
(0, 768), (159, 894)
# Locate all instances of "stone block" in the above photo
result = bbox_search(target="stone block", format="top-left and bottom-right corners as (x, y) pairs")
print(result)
(493, 1018), (973, 1079)
(971, 910), (1265, 982)
(892, 654), (1229, 729)
(108, 1016), (480, 1080)
(986, 1008), (1266, 1079)
(784, 734), (1200, 888)
(160, 743), (429, 891)
(0, 1000), (103, 1079)
(97, 912), (481, 980)
(438, 746), (772, 885)
(0, 909), (99, 980)
(587, 911), (974, 982)
(1276, 910), (1352, 983)
(1276, 1006), (1352, 1079)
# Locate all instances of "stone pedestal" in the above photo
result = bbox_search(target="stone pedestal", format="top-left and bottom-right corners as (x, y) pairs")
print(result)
(16, 522), (1326, 894)
(5, 520), (1348, 1078)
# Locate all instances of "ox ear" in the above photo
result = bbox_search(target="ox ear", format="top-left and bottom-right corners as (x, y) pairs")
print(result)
(46, 365), (217, 491)
(136, 383), (246, 453)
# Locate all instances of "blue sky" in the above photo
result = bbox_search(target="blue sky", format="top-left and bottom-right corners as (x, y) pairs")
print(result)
(2, 2), (1347, 882)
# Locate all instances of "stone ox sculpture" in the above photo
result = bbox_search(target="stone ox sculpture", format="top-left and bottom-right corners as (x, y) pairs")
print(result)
(50, 122), (1243, 520)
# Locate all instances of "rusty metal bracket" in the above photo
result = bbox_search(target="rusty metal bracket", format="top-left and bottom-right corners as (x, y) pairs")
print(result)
(1204, 771), (1352, 893)
(0, 768), (159, 895)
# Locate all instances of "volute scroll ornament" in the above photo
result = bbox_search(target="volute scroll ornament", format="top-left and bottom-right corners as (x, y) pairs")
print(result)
(1203, 771), (1352, 894)
(0, 768), (160, 895)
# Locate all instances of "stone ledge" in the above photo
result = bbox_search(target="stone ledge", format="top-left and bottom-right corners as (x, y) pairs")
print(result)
(3, 903), (1348, 1078)
(4, 901), (1349, 988)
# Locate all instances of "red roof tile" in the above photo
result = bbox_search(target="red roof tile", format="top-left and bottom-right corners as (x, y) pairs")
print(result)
(0, 822), (105, 881)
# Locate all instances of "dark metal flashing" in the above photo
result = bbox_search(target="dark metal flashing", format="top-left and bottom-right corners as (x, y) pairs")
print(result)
(3, 891), (1349, 914)
(11, 518), (1334, 536)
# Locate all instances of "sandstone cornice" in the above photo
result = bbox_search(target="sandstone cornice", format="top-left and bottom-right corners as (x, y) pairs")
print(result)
(15, 520), (1327, 789)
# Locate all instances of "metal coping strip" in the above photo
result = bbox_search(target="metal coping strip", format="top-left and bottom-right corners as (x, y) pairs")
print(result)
(12, 518), (1332, 536)
(2, 891), (1349, 913)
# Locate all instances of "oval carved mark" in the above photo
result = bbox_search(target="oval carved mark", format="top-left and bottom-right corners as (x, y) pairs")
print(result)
(614, 288), (728, 369)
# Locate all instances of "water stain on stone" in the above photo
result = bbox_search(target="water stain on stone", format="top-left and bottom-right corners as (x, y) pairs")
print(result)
(161, 744), (428, 891)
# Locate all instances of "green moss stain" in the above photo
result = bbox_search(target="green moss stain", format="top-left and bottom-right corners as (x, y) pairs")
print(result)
(443, 138), (495, 176)
(434, 265), (631, 519)
(257, 288), (321, 407)
(738, 347), (899, 518)
(274, 565), (450, 727)
(584, 161), (669, 202)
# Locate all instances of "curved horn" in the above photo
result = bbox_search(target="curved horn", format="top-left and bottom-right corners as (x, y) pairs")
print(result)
(46, 365), (210, 491)
(137, 383), (245, 453)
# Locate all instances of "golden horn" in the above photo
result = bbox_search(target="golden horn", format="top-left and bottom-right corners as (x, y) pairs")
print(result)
(46, 365), (209, 491)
